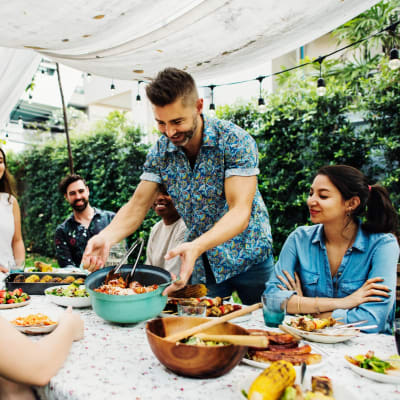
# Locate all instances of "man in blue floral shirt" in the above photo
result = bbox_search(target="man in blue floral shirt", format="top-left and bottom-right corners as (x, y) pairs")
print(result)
(83, 68), (274, 304)
(55, 174), (115, 268)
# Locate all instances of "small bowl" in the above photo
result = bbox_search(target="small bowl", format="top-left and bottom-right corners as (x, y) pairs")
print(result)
(146, 316), (248, 378)
(177, 301), (207, 317)
(45, 285), (91, 308)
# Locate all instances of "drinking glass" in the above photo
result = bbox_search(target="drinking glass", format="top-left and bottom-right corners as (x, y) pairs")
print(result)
(177, 301), (207, 317)
(261, 293), (287, 328)
(8, 259), (25, 274)
(105, 242), (126, 267)
(395, 319), (400, 355)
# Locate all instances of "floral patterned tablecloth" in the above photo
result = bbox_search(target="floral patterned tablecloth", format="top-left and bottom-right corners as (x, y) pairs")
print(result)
(1, 296), (400, 400)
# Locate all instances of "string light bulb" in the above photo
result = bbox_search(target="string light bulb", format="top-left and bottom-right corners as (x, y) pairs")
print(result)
(389, 48), (400, 70)
(18, 118), (23, 128)
(208, 85), (216, 116)
(86, 72), (92, 83)
(110, 80), (116, 93)
(28, 93), (33, 104)
(316, 57), (327, 96)
(256, 76), (266, 112)
(136, 80), (143, 102)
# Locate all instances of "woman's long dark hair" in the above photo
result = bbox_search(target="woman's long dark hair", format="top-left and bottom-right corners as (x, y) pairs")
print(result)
(317, 165), (399, 240)
(0, 148), (17, 202)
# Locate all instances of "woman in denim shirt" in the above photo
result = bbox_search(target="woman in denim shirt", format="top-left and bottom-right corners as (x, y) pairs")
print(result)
(265, 165), (399, 333)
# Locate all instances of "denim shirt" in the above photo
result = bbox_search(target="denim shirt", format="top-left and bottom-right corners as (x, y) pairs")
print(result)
(55, 208), (115, 268)
(140, 114), (273, 284)
(265, 223), (399, 333)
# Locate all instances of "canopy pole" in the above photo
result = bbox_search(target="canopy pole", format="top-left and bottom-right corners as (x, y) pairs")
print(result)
(55, 62), (74, 174)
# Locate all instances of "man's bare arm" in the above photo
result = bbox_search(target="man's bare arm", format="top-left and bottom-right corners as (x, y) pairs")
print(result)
(82, 180), (159, 271)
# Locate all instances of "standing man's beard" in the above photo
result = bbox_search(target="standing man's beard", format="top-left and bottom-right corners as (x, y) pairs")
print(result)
(163, 115), (198, 147)
(72, 199), (88, 212)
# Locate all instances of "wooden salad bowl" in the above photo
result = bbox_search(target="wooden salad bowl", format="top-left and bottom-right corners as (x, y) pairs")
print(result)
(146, 316), (248, 378)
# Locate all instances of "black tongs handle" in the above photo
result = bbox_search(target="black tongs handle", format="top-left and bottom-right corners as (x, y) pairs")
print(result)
(125, 238), (145, 285)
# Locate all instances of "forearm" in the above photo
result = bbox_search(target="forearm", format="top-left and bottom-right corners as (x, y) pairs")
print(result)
(0, 321), (75, 386)
(100, 181), (158, 244)
(12, 239), (25, 262)
(287, 294), (346, 315)
(192, 205), (251, 255)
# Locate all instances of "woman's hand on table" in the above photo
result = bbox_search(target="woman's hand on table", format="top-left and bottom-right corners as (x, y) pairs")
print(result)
(82, 234), (111, 272)
(58, 306), (84, 341)
(277, 270), (303, 296)
(340, 277), (390, 309)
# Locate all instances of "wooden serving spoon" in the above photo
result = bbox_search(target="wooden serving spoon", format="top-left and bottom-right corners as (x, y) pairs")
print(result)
(193, 333), (269, 347)
(164, 302), (262, 342)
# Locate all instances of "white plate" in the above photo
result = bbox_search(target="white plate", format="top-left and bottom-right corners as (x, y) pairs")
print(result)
(345, 358), (400, 384)
(0, 298), (31, 309)
(14, 323), (58, 334)
(45, 286), (91, 308)
(241, 354), (325, 371)
(283, 322), (359, 344)
(237, 373), (360, 400)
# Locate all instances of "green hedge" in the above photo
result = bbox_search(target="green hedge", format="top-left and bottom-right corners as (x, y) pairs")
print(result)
(219, 65), (399, 255)
(8, 112), (158, 261)
(6, 63), (400, 261)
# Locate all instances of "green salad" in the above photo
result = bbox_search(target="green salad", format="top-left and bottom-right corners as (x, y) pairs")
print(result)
(46, 283), (89, 298)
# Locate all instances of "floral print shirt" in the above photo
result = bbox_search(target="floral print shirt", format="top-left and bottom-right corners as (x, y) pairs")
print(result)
(55, 208), (115, 268)
(140, 114), (273, 284)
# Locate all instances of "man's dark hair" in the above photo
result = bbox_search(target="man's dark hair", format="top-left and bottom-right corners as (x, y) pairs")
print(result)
(145, 67), (198, 107)
(59, 174), (87, 195)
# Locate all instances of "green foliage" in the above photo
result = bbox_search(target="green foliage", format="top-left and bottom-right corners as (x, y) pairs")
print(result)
(332, 0), (400, 60)
(8, 112), (158, 261)
(219, 65), (399, 255)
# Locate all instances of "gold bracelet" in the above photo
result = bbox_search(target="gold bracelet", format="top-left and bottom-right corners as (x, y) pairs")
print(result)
(315, 297), (321, 314)
(297, 296), (301, 314)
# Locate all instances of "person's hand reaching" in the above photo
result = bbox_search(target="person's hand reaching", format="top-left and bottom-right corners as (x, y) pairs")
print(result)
(58, 306), (84, 341)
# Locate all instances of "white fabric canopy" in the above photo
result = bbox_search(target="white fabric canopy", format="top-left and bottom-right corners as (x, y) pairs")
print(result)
(0, 0), (380, 83)
(0, 0), (380, 125)
(0, 49), (40, 128)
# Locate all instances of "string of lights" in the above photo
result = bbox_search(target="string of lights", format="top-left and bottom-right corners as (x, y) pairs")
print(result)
(127, 19), (400, 110)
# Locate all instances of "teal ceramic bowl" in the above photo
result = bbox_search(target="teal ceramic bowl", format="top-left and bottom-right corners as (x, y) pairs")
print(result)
(85, 265), (171, 323)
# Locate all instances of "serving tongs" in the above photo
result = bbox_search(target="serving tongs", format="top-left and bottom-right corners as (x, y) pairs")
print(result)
(164, 302), (262, 343)
(104, 238), (144, 285)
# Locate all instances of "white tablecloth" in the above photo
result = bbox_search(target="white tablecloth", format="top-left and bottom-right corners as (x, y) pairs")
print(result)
(1, 296), (400, 400)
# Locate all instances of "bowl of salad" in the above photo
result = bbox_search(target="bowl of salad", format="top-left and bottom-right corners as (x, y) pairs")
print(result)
(146, 316), (248, 378)
(45, 283), (91, 308)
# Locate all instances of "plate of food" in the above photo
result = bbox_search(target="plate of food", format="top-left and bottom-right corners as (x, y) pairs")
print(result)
(45, 284), (91, 308)
(241, 329), (324, 370)
(10, 313), (58, 334)
(162, 296), (249, 321)
(283, 315), (360, 343)
(239, 362), (359, 400)
(345, 351), (400, 384)
(0, 288), (30, 309)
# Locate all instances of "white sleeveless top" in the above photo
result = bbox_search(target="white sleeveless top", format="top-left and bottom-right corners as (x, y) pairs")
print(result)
(0, 192), (15, 268)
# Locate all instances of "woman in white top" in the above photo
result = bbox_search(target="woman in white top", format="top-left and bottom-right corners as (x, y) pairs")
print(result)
(0, 148), (25, 273)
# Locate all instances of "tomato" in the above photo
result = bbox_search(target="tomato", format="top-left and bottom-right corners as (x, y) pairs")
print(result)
(11, 288), (23, 297)
(0, 291), (6, 298)
(7, 299), (15, 304)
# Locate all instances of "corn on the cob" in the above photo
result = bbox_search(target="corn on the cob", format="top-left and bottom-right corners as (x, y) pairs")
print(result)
(248, 360), (296, 400)
(169, 284), (208, 298)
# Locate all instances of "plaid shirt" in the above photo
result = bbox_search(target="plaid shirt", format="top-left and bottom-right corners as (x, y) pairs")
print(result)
(55, 208), (115, 268)
(140, 114), (273, 284)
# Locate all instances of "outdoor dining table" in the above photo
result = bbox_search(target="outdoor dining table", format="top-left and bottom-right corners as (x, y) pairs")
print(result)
(2, 295), (400, 400)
